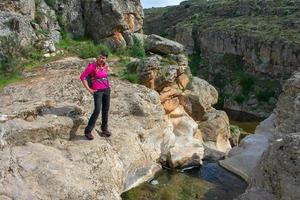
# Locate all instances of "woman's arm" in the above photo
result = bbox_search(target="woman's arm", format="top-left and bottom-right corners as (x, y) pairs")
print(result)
(80, 63), (96, 94)
(81, 79), (96, 94)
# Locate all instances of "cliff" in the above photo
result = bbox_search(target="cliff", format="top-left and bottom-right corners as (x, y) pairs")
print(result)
(220, 71), (300, 200)
(144, 0), (300, 118)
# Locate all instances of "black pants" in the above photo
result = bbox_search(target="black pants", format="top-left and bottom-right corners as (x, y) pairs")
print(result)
(85, 88), (110, 133)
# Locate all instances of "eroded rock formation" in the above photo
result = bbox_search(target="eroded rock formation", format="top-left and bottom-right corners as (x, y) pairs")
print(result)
(220, 71), (300, 199)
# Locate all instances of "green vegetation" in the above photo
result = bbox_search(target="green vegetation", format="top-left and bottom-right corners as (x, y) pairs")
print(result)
(230, 125), (243, 146)
(56, 33), (111, 59)
(255, 89), (276, 102)
(45, 0), (56, 8)
(0, 73), (23, 90)
(234, 95), (246, 105)
(174, 0), (300, 43)
(122, 169), (214, 200)
(130, 37), (145, 58)
(0, 27), (150, 89)
(188, 53), (202, 76)
(113, 37), (145, 59)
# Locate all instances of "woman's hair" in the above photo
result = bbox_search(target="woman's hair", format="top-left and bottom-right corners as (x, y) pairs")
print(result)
(100, 51), (109, 58)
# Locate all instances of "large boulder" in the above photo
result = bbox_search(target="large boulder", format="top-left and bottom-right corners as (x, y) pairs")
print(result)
(198, 109), (231, 153)
(274, 71), (300, 137)
(136, 55), (160, 89)
(0, 11), (36, 48)
(179, 77), (218, 121)
(144, 34), (184, 55)
(167, 106), (204, 168)
(253, 133), (300, 200)
(58, 0), (143, 48)
(0, 57), (169, 199)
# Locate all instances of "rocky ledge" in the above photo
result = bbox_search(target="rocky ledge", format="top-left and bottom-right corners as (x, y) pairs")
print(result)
(220, 71), (300, 200)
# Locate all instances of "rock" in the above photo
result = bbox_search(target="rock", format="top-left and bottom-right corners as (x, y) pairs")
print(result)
(0, 11), (36, 48)
(180, 77), (218, 121)
(136, 56), (160, 89)
(0, 57), (169, 199)
(150, 180), (159, 185)
(274, 71), (300, 137)
(220, 114), (275, 182)
(34, 0), (61, 43)
(145, 34), (184, 55)
(162, 97), (180, 114)
(221, 71), (300, 199)
(168, 136), (204, 168)
(166, 106), (204, 168)
(236, 188), (276, 200)
(61, 0), (144, 48)
(176, 73), (190, 90)
(250, 133), (300, 200)
(43, 53), (51, 58)
(198, 109), (231, 153)
(174, 26), (194, 54)
(159, 86), (180, 103)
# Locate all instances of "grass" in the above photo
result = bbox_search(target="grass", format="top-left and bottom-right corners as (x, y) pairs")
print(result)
(0, 73), (23, 90)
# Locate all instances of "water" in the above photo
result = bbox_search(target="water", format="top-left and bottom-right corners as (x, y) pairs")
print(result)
(121, 160), (247, 200)
(230, 120), (260, 134)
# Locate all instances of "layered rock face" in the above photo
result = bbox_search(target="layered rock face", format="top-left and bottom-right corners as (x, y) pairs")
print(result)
(143, 0), (300, 119)
(59, 0), (143, 49)
(0, 0), (143, 55)
(219, 71), (300, 199)
(130, 34), (231, 165)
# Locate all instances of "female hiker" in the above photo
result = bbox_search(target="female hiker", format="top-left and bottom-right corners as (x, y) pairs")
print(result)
(80, 51), (112, 140)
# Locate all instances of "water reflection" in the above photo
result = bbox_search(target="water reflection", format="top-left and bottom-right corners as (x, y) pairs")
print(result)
(122, 161), (247, 200)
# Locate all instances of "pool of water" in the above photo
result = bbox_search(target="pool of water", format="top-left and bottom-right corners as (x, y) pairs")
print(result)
(230, 120), (260, 133)
(121, 160), (247, 200)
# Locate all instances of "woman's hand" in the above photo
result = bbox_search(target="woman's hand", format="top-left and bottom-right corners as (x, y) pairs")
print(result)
(88, 88), (96, 94)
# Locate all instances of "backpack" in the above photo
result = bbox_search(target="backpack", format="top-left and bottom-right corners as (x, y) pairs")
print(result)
(86, 63), (109, 88)
(86, 74), (93, 88)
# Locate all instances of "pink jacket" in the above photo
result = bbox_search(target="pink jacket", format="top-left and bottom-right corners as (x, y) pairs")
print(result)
(80, 62), (110, 90)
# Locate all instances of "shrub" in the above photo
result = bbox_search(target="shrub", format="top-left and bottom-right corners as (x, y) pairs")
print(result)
(188, 53), (202, 76)
(230, 125), (243, 146)
(234, 95), (246, 104)
(239, 75), (256, 95)
(0, 35), (22, 74)
(256, 89), (275, 102)
(130, 37), (145, 58)
(120, 71), (138, 83)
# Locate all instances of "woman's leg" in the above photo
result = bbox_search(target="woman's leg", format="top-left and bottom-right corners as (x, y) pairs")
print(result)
(85, 91), (103, 133)
(101, 88), (111, 131)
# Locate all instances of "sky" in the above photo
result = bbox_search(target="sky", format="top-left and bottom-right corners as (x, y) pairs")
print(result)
(141, 0), (184, 8)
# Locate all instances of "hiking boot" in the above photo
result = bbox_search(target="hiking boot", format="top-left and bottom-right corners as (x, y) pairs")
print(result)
(101, 130), (111, 137)
(85, 131), (94, 140)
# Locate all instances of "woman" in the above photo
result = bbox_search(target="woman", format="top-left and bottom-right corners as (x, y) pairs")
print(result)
(80, 51), (112, 140)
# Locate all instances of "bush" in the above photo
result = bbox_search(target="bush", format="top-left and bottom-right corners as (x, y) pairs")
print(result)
(234, 95), (246, 104)
(0, 35), (22, 74)
(188, 53), (202, 76)
(130, 37), (145, 58)
(239, 75), (256, 95)
(256, 89), (275, 102)
(120, 71), (138, 83)
(230, 125), (243, 146)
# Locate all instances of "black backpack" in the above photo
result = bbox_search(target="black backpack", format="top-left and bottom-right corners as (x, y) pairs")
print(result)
(86, 74), (93, 88)
(86, 65), (109, 88)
